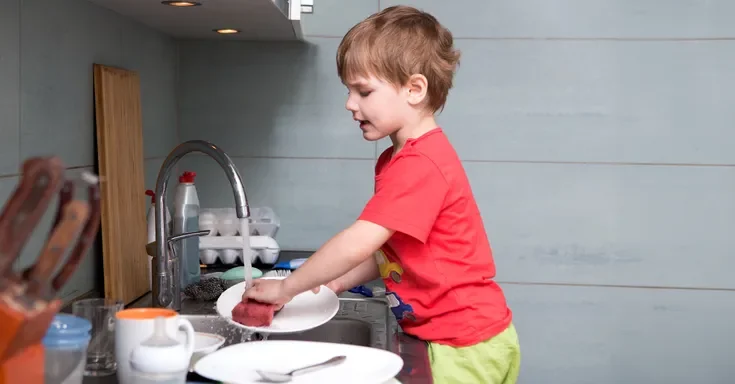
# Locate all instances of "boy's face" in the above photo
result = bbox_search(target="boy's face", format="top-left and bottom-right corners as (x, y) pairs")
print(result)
(344, 75), (410, 141)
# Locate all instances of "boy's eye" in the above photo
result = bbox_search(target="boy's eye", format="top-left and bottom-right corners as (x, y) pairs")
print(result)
(346, 89), (372, 97)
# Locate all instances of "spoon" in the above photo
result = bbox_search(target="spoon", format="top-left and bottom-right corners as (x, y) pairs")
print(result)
(256, 355), (347, 382)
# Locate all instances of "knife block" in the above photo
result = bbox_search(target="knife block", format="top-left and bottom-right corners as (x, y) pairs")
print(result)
(0, 343), (44, 384)
(0, 299), (61, 384)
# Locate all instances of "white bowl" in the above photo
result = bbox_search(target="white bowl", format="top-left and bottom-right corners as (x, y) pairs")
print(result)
(177, 331), (226, 371)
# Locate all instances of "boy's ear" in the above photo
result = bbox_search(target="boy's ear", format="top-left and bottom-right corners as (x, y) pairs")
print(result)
(405, 74), (429, 106)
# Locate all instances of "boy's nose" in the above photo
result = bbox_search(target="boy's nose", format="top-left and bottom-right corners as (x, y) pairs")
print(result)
(345, 96), (358, 112)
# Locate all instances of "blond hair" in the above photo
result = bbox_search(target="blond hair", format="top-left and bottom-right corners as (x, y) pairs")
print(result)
(336, 5), (461, 113)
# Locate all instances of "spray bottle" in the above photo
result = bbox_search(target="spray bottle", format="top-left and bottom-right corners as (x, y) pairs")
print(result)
(173, 171), (201, 287)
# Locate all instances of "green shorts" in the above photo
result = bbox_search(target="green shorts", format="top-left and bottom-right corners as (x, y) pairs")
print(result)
(428, 323), (521, 384)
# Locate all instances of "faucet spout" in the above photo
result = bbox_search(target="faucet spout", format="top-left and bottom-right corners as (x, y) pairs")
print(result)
(152, 140), (250, 309)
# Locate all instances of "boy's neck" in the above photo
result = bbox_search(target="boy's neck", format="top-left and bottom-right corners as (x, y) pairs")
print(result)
(390, 115), (438, 155)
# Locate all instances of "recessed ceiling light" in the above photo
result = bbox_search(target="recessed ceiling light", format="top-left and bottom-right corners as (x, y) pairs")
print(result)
(214, 28), (240, 34)
(161, 1), (201, 7)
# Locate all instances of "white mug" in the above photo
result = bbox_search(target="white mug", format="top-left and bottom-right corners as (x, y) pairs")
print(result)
(115, 308), (195, 384)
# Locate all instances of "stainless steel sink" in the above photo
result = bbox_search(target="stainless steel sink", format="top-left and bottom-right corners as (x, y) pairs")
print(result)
(267, 298), (390, 349)
(179, 297), (392, 350)
(268, 318), (372, 346)
(123, 290), (432, 383)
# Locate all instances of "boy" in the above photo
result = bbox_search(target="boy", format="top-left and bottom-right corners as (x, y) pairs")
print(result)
(243, 5), (521, 383)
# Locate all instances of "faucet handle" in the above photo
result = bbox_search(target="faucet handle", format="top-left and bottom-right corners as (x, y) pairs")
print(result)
(145, 230), (209, 257)
(165, 230), (210, 261)
(168, 230), (211, 244)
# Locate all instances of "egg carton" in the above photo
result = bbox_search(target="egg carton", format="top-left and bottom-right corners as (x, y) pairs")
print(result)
(199, 207), (279, 238)
(197, 206), (281, 265)
(199, 248), (279, 265)
(199, 235), (280, 265)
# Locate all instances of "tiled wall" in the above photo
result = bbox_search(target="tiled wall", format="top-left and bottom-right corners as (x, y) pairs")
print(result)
(177, 1), (735, 382)
(0, 0), (178, 301)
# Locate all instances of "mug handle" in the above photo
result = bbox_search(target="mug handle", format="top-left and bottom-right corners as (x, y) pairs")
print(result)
(178, 318), (196, 358)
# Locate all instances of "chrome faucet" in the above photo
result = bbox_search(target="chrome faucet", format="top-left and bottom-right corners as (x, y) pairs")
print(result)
(152, 140), (250, 310)
(147, 229), (210, 310)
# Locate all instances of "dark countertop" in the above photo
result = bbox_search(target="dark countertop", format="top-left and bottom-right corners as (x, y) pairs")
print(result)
(80, 251), (432, 384)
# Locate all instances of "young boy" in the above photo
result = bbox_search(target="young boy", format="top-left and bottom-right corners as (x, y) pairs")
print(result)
(243, 5), (521, 383)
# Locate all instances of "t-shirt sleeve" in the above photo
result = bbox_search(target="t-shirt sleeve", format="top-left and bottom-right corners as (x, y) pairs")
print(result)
(358, 152), (448, 243)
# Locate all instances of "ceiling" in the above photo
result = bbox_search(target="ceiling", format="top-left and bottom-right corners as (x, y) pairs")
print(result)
(87, 0), (301, 40)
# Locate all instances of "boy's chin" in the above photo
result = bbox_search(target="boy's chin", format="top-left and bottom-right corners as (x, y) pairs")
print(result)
(362, 131), (387, 142)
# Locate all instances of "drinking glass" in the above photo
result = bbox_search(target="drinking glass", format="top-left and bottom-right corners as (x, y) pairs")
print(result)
(72, 298), (124, 376)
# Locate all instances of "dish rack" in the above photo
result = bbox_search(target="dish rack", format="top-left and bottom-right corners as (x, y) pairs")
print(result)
(198, 207), (281, 265)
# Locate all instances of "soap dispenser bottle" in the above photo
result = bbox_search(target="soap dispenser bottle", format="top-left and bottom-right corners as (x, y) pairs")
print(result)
(173, 171), (201, 288)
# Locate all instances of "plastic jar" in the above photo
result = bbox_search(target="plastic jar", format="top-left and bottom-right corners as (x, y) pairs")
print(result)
(42, 313), (92, 384)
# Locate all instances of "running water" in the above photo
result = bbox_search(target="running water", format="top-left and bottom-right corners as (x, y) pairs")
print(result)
(240, 218), (252, 290)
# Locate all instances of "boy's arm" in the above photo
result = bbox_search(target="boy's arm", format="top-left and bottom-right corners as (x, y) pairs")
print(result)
(328, 256), (380, 294)
(282, 152), (447, 298)
(283, 220), (393, 297)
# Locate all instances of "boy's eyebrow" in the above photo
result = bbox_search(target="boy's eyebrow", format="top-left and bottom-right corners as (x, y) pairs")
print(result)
(347, 79), (369, 87)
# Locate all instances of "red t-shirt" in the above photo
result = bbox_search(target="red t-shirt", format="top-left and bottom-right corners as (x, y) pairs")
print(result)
(358, 128), (512, 347)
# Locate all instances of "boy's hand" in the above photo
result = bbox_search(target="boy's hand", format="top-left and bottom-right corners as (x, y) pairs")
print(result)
(241, 279), (294, 310)
(311, 280), (343, 295)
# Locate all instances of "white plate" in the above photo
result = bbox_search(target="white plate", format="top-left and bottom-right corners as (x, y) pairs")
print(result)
(194, 340), (404, 384)
(216, 276), (340, 334)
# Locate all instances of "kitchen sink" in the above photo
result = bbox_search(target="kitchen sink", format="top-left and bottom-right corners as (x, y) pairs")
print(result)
(121, 289), (432, 383)
(267, 318), (372, 346)
(179, 297), (392, 350)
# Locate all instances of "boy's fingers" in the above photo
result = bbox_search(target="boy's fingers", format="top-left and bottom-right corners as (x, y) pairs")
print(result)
(326, 281), (341, 293)
(242, 281), (261, 299)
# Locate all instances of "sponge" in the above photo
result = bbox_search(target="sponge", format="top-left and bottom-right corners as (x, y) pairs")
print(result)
(232, 299), (279, 327)
(221, 266), (263, 281)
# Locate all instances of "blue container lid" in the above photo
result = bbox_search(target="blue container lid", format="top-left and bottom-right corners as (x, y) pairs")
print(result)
(42, 314), (92, 349)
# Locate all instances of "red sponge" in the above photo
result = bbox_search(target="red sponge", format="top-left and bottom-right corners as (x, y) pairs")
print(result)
(232, 299), (279, 327)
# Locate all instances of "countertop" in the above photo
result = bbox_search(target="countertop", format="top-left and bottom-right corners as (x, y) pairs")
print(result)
(80, 251), (432, 384)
